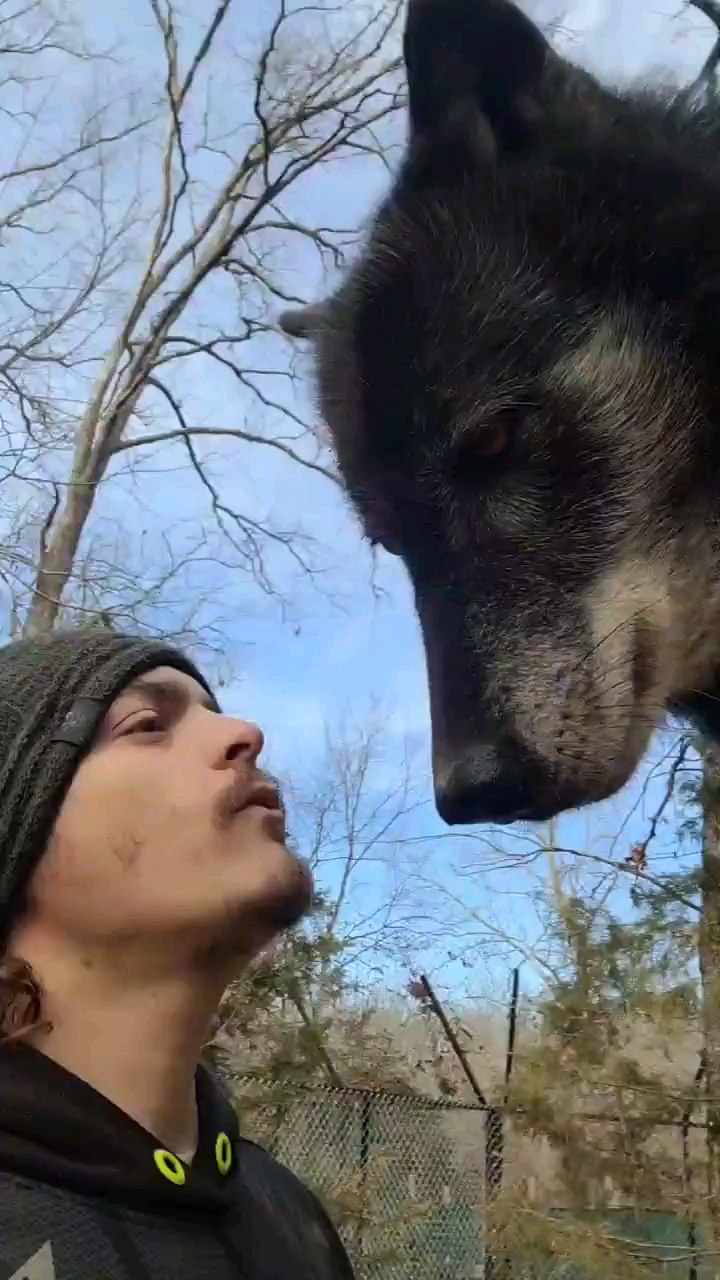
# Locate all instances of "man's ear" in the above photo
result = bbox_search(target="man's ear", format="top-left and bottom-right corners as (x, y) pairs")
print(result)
(403, 0), (550, 161)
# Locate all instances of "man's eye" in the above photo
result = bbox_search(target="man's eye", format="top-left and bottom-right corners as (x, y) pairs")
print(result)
(120, 713), (162, 737)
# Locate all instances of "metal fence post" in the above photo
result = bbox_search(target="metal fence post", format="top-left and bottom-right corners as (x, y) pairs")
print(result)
(357, 1090), (372, 1257)
(484, 1105), (504, 1280)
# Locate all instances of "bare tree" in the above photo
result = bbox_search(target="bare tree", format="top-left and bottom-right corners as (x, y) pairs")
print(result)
(287, 706), (427, 978)
(0, 0), (403, 641)
(212, 707), (429, 1088)
(678, 0), (720, 102)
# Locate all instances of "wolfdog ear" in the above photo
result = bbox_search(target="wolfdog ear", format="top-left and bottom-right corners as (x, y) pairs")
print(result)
(278, 302), (329, 341)
(404, 0), (550, 161)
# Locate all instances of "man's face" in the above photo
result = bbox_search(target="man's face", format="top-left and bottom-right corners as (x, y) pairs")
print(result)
(27, 667), (312, 964)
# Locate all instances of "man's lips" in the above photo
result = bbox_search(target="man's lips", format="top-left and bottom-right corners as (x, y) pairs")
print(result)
(237, 781), (283, 815)
(217, 775), (286, 835)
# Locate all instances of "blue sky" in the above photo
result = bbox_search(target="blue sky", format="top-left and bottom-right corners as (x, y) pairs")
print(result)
(6, 0), (715, 1013)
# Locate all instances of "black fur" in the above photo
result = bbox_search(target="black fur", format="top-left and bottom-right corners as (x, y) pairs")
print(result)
(281, 0), (720, 825)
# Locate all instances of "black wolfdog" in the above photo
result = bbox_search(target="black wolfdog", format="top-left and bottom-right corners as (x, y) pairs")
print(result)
(281, 0), (720, 826)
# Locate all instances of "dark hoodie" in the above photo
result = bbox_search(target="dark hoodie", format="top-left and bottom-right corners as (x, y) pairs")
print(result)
(0, 1043), (355, 1280)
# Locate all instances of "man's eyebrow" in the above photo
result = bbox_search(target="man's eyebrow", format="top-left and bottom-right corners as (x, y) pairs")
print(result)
(118, 676), (219, 715)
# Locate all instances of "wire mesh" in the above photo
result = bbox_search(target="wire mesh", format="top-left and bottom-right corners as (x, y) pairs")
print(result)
(234, 1079), (489, 1280)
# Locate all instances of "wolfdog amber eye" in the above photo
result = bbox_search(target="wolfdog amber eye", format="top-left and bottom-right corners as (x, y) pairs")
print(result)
(476, 423), (511, 459)
(454, 419), (514, 482)
(454, 400), (531, 479)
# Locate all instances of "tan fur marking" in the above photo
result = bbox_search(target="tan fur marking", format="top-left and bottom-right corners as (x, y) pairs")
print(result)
(547, 318), (659, 411)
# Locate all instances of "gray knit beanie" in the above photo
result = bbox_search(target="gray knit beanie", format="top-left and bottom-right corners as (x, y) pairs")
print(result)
(0, 627), (215, 942)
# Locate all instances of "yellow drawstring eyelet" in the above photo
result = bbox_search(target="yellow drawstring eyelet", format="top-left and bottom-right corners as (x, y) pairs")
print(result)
(215, 1131), (233, 1175)
(154, 1149), (186, 1185)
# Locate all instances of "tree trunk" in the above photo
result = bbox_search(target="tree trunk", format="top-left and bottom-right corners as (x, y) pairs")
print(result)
(23, 390), (136, 636)
(23, 478), (99, 636)
(699, 743), (720, 1266)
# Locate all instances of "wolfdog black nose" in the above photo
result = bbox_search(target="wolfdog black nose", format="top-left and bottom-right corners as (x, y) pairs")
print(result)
(434, 742), (539, 825)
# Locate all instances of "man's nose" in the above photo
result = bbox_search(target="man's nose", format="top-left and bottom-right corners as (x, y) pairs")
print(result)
(434, 737), (544, 825)
(222, 718), (264, 767)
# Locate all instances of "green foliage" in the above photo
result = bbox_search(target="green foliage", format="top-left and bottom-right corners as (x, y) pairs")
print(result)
(538, 886), (699, 1060)
(502, 872), (709, 1274)
(209, 888), (415, 1093)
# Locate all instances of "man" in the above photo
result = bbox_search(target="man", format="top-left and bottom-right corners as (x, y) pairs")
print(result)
(0, 627), (355, 1280)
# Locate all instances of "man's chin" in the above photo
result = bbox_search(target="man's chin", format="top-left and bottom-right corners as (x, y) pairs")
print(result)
(200, 853), (314, 967)
(255, 853), (313, 933)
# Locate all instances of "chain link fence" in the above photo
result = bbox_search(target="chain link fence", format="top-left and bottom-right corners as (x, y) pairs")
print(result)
(231, 1078), (717, 1280)
(234, 1078), (490, 1280)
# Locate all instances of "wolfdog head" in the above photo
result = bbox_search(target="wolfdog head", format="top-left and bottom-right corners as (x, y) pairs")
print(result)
(281, 0), (720, 825)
